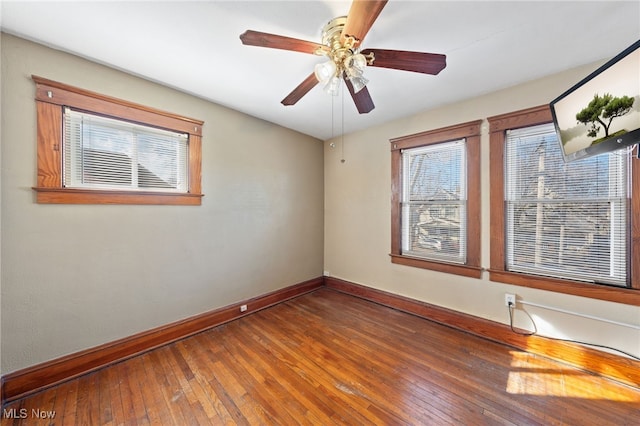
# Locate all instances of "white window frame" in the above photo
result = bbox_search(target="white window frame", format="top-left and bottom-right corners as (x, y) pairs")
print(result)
(503, 122), (630, 287)
(400, 140), (468, 264)
(63, 108), (189, 193)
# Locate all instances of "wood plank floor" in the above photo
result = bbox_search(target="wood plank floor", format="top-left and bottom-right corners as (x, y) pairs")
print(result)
(2, 288), (639, 425)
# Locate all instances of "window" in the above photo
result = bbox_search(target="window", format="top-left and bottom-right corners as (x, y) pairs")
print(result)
(401, 140), (467, 263)
(489, 105), (640, 305)
(390, 120), (482, 278)
(64, 109), (188, 192)
(505, 123), (628, 286)
(33, 75), (203, 205)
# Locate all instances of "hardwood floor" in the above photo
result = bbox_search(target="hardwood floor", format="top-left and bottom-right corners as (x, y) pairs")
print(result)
(2, 288), (639, 425)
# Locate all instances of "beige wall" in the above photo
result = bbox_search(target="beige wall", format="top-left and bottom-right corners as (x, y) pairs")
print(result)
(0, 34), (324, 374)
(2, 31), (638, 377)
(324, 62), (640, 359)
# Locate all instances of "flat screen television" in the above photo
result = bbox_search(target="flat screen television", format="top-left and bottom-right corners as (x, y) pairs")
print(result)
(550, 39), (640, 162)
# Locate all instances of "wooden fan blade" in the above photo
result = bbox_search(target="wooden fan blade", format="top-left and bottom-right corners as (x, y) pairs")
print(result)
(344, 75), (375, 114)
(341, 0), (388, 47)
(361, 49), (447, 75)
(281, 73), (319, 106)
(240, 30), (323, 54)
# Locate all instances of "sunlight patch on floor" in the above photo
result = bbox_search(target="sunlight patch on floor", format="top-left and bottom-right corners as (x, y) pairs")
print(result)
(506, 371), (639, 401)
(506, 351), (640, 402)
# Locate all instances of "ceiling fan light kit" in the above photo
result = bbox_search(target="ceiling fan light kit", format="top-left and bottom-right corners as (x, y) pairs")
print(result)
(314, 60), (337, 83)
(313, 16), (371, 95)
(323, 74), (342, 96)
(239, 0), (446, 113)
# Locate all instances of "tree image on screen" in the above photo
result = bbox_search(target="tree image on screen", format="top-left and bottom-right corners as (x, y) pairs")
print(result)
(575, 93), (634, 141)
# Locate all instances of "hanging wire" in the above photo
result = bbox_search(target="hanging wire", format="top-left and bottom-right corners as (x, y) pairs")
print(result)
(508, 304), (536, 336)
(341, 81), (345, 163)
(328, 89), (338, 149)
(331, 89), (335, 140)
(329, 91), (335, 148)
(507, 303), (640, 360)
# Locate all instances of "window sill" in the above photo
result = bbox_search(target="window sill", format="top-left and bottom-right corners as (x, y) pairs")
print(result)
(33, 187), (203, 205)
(488, 269), (640, 306)
(390, 254), (483, 279)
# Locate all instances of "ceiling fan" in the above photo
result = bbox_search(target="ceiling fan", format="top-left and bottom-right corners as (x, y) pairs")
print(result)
(239, 0), (446, 114)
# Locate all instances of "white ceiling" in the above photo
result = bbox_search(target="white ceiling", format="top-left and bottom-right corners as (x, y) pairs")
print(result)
(2, 1), (639, 141)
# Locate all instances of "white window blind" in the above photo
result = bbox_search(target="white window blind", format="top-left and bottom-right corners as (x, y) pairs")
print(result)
(401, 139), (467, 264)
(63, 108), (188, 192)
(504, 123), (629, 287)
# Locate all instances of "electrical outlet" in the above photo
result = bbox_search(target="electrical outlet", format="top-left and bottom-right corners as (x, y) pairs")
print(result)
(504, 293), (516, 307)
(240, 304), (248, 312)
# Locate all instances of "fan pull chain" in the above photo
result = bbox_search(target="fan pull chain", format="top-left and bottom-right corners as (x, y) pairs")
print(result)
(341, 82), (345, 163)
(331, 92), (335, 140)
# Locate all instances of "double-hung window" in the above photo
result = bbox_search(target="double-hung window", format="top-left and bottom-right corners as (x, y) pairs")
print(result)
(391, 120), (482, 278)
(489, 105), (639, 305)
(504, 122), (629, 286)
(401, 140), (467, 264)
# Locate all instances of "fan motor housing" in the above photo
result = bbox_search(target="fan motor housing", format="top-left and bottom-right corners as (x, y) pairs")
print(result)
(321, 16), (347, 47)
(321, 16), (359, 65)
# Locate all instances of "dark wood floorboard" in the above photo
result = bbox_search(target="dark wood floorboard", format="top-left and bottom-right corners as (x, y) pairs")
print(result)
(2, 288), (639, 425)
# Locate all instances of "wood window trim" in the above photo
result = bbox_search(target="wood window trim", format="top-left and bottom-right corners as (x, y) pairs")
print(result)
(32, 75), (204, 205)
(488, 104), (640, 306)
(390, 120), (483, 278)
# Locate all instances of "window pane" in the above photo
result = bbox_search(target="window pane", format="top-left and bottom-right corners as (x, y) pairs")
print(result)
(81, 120), (134, 187)
(402, 140), (467, 264)
(505, 123), (629, 286)
(402, 202), (466, 262)
(137, 133), (188, 190)
(64, 109), (188, 192)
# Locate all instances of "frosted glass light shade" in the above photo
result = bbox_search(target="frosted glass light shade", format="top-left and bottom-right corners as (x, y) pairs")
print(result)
(348, 75), (369, 93)
(323, 75), (341, 96)
(346, 53), (367, 75)
(314, 60), (337, 82)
